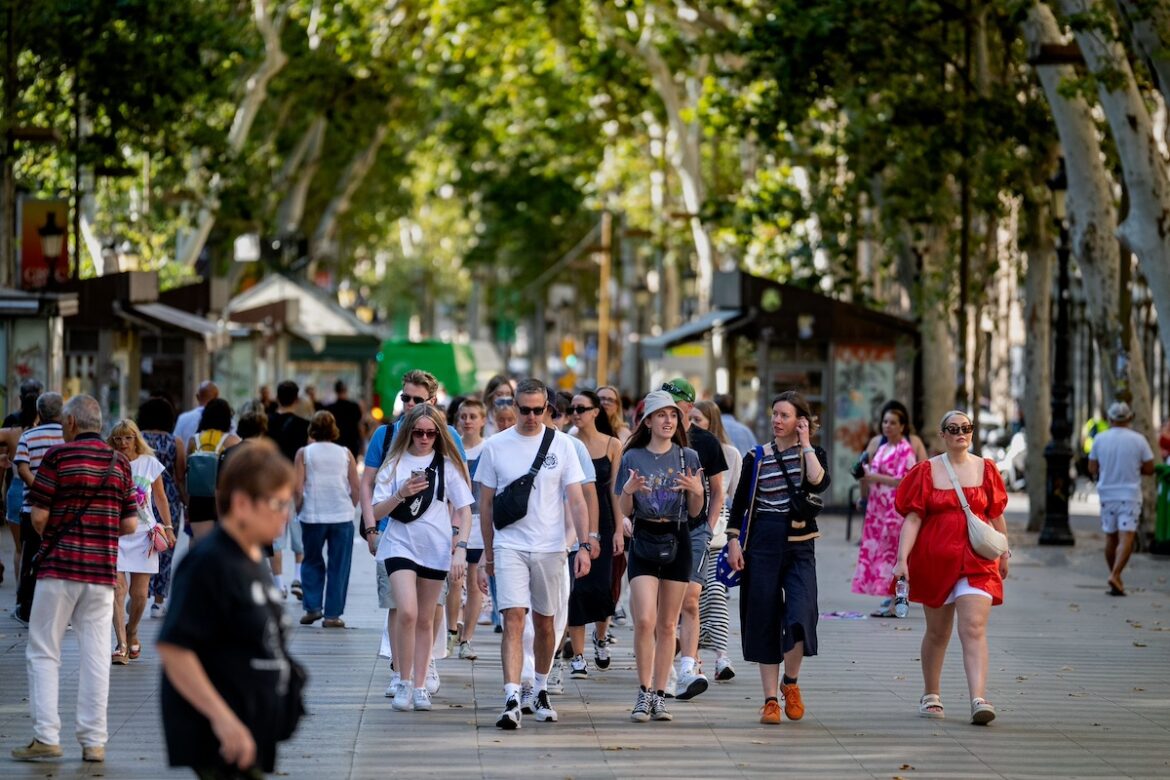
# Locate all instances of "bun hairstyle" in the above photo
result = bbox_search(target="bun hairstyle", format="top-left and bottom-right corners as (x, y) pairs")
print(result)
(938, 409), (970, 431)
(771, 390), (819, 436)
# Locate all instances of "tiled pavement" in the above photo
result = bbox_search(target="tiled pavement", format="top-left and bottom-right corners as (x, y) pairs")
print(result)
(1, 493), (1168, 779)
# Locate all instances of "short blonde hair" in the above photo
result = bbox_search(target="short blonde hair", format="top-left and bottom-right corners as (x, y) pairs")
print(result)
(108, 418), (154, 458)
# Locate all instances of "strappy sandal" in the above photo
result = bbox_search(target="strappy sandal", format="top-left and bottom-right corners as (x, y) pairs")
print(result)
(918, 693), (944, 719)
(127, 642), (141, 660)
(971, 697), (996, 725)
(111, 647), (129, 665)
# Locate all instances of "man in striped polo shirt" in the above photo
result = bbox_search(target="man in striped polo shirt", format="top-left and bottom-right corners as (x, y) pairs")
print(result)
(12, 395), (137, 764)
(13, 393), (64, 622)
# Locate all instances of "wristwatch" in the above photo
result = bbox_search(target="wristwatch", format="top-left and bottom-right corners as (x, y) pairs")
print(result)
(455, 540), (469, 549)
(579, 542), (593, 552)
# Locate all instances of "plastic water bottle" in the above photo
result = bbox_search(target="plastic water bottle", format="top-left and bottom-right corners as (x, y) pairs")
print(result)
(894, 578), (910, 618)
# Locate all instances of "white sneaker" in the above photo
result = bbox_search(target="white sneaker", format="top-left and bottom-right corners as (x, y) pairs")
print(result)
(150, 603), (166, 619)
(458, 641), (478, 660)
(392, 683), (413, 711)
(384, 673), (402, 698)
(715, 656), (736, 681)
(613, 605), (628, 626)
(425, 660), (440, 695)
(547, 661), (565, 695)
(676, 669), (709, 700)
(534, 689), (558, 722)
(570, 654), (588, 678)
(520, 682), (536, 714)
(496, 696), (522, 730)
(412, 688), (432, 711)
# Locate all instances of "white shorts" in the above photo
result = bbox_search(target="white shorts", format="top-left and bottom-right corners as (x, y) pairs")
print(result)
(1101, 500), (1140, 534)
(494, 548), (567, 616)
(943, 576), (992, 606)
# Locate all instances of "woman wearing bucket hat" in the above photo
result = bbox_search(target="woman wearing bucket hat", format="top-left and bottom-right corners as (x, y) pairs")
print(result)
(615, 390), (705, 723)
(1088, 401), (1155, 597)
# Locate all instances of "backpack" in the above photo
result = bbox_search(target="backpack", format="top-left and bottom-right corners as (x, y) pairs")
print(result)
(187, 430), (228, 498)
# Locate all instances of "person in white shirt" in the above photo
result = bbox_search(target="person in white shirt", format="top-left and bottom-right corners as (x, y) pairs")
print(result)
(1088, 401), (1155, 596)
(172, 381), (217, 451)
(372, 405), (473, 713)
(476, 379), (590, 730)
(453, 398), (487, 660)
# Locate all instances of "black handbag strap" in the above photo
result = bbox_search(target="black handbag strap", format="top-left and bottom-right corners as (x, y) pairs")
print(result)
(33, 452), (119, 566)
(779, 447), (805, 496)
(677, 445), (688, 524)
(526, 427), (556, 477)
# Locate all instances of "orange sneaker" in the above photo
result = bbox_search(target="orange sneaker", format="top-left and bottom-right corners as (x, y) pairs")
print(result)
(781, 682), (804, 720)
(759, 699), (782, 724)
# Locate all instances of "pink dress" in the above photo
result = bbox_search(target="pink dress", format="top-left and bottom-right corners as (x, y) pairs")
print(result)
(851, 438), (917, 596)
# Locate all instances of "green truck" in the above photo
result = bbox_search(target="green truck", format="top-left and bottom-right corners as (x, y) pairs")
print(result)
(373, 339), (479, 417)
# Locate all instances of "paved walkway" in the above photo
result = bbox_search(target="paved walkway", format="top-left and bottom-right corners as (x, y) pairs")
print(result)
(1, 494), (1169, 779)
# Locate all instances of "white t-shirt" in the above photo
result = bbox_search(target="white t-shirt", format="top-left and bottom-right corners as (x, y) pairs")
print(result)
(475, 425), (586, 553)
(130, 454), (167, 528)
(373, 452), (474, 571)
(172, 406), (203, 451)
(465, 440), (486, 549)
(1090, 427), (1154, 503)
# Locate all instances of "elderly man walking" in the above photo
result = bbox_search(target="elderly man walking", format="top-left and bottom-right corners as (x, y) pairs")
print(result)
(11, 395), (137, 764)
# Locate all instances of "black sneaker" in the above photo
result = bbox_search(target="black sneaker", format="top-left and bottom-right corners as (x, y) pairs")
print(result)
(651, 693), (673, 721)
(593, 632), (611, 670)
(496, 696), (522, 730)
(630, 689), (652, 723)
(534, 690), (558, 722)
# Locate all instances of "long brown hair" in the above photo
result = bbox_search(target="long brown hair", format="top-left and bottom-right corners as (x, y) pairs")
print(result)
(694, 399), (730, 446)
(623, 406), (689, 454)
(383, 404), (470, 487)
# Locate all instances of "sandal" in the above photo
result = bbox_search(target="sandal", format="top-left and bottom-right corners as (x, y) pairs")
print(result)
(870, 607), (896, 618)
(111, 647), (129, 665)
(971, 697), (996, 725)
(918, 694), (945, 719)
(128, 643), (141, 660)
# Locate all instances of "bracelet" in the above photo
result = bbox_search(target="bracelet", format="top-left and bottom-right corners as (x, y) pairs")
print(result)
(455, 540), (468, 549)
(724, 530), (740, 538)
(162, 525), (173, 530)
(484, 559), (494, 565)
(588, 532), (601, 540)
(801, 446), (815, 454)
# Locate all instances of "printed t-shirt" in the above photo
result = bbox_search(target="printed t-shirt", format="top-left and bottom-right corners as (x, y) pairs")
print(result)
(475, 426), (586, 553)
(615, 444), (701, 521)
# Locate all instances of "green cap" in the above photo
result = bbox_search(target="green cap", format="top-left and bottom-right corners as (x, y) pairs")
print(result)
(662, 377), (696, 404)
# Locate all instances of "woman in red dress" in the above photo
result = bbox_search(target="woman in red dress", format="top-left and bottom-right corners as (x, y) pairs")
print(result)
(893, 410), (1009, 725)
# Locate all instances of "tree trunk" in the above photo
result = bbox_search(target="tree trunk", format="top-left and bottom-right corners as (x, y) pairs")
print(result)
(177, 0), (288, 268)
(615, 18), (715, 314)
(920, 228), (957, 455)
(310, 110), (393, 261)
(1059, 0), (1170, 367)
(1021, 198), (1053, 532)
(275, 115), (326, 235)
(1115, 0), (1170, 115)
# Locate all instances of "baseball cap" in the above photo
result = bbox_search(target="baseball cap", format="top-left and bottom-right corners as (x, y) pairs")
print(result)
(661, 378), (696, 404)
(1107, 401), (1133, 422)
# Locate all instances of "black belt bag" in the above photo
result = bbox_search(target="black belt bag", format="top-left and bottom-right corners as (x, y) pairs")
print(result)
(493, 428), (555, 530)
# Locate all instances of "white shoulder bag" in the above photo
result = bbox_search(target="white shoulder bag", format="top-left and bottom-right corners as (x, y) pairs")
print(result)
(939, 455), (1009, 560)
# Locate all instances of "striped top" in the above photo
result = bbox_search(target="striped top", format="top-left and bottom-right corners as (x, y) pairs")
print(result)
(727, 443), (830, 540)
(14, 422), (63, 513)
(755, 444), (806, 513)
(26, 434), (136, 586)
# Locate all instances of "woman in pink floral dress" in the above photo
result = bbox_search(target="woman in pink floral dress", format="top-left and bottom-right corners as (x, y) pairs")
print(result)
(851, 401), (927, 616)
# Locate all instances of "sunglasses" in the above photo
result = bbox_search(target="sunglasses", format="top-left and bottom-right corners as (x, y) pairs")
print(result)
(570, 405), (596, 415)
(517, 404), (546, 417)
(493, 396), (515, 407)
(264, 496), (296, 515)
(412, 428), (438, 440)
(401, 393), (429, 405)
(943, 424), (974, 435)
(598, 396), (616, 406)
(661, 382), (693, 402)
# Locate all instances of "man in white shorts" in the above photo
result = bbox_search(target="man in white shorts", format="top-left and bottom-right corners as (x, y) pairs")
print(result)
(477, 379), (590, 730)
(1088, 402), (1155, 596)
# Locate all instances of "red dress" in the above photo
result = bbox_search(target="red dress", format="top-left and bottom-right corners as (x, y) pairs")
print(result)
(893, 459), (1009, 608)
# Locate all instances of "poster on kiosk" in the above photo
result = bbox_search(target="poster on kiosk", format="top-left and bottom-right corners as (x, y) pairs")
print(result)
(18, 198), (71, 291)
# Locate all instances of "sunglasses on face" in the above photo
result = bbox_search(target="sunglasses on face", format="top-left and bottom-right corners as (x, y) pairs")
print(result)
(660, 382), (693, 402)
(599, 396), (616, 406)
(517, 404), (546, 417)
(493, 396), (515, 407)
(570, 405), (596, 415)
(412, 428), (438, 440)
(944, 424), (974, 435)
(401, 393), (429, 406)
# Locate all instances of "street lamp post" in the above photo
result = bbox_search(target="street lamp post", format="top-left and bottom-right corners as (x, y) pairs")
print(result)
(1041, 159), (1075, 546)
(38, 211), (65, 290)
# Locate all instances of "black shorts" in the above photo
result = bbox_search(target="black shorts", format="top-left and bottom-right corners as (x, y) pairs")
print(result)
(626, 521), (692, 583)
(386, 557), (447, 581)
(466, 548), (483, 565)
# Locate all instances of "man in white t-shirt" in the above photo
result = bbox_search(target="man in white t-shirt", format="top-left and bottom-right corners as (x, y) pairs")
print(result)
(172, 381), (217, 451)
(1088, 402), (1155, 596)
(476, 379), (590, 730)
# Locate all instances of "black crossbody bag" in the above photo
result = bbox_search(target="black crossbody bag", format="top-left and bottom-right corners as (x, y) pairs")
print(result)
(28, 454), (119, 573)
(388, 451), (444, 524)
(492, 427), (555, 530)
(631, 446), (688, 565)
